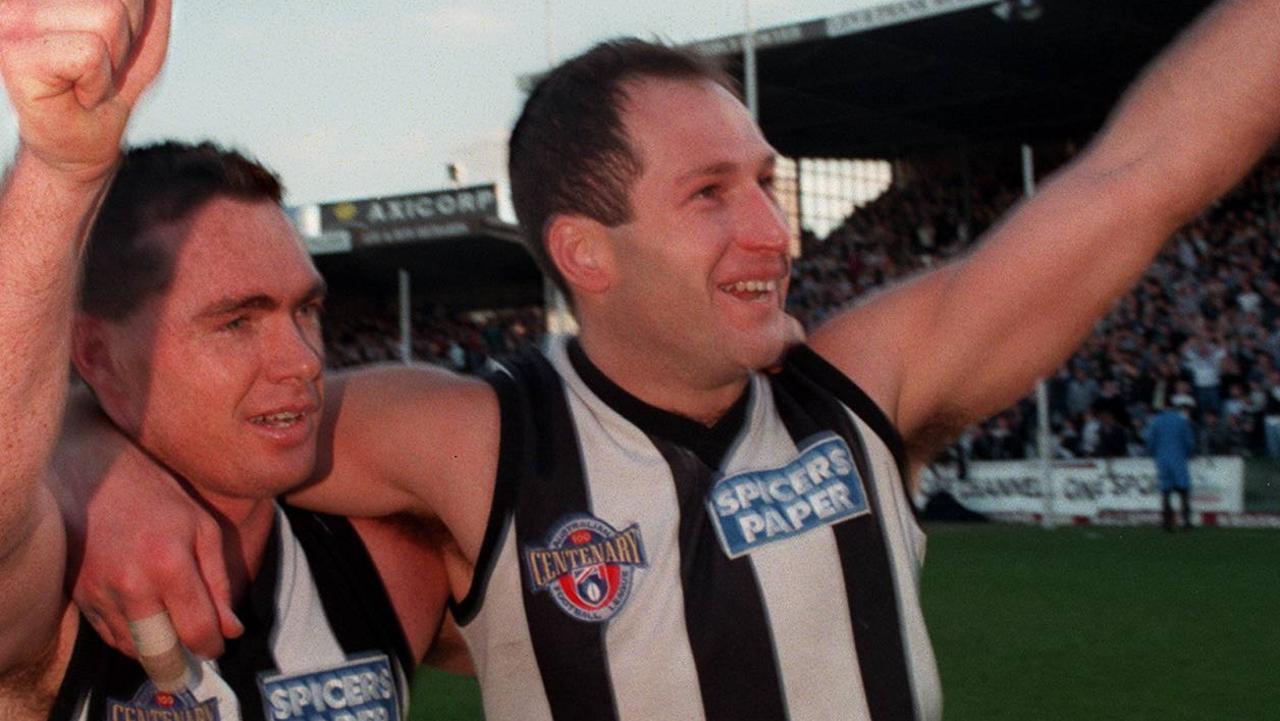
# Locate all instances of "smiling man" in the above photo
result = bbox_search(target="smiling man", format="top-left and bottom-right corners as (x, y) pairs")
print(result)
(72, 0), (1280, 719)
(61, 141), (444, 721)
(0, 3), (447, 720)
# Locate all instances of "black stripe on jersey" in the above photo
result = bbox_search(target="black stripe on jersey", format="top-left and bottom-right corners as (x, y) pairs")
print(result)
(48, 615), (110, 721)
(454, 364), (524, 625)
(651, 438), (790, 721)
(504, 350), (621, 721)
(783, 345), (915, 519)
(771, 363), (919, 721)
(282, 505), (414, 673)
(567, 338), (787, 720)
(218, 518), (284, 721)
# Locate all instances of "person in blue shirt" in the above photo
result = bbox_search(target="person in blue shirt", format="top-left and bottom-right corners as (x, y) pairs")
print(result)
(1145, 401), (1198, 531)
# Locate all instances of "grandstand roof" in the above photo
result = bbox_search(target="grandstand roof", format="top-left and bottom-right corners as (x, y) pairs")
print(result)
(696, 0), (1214, 158)
(313, 220), (544, 309)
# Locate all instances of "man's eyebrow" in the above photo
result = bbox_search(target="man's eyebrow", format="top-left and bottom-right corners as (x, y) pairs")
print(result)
(675, 161), (738, 185)
(195, 294), (278, 319)
(195, 280), (326, 320)
(675, 153), (778, 184)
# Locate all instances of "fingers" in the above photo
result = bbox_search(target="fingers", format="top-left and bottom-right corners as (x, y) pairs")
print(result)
(82, 605), (125, 652)
(144, 524), (229, 659)
(72, 527), (230, 659)
(129, 611), (193, 692)
(0, 0), (165, 175)
(193, 515), (244, 642)
(163, 574), (229, 660)
(108, 567), (169, 658)
(1, 31), (114, 110)
(0, 0), (168, 115)
(1, 0), (135, 75)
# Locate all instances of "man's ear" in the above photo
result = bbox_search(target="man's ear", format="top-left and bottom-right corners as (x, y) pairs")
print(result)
(546, 214), (613, 296)
(71, 315), (126, 413)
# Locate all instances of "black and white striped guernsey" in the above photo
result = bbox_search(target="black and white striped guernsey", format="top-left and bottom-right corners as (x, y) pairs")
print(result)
(455, 336), (942, 721)
(48, 505), (413, 721)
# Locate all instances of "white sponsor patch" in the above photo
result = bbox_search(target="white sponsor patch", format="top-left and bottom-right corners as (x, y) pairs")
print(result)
(707, 433), (870, 558)
(258, 654), (400, 721)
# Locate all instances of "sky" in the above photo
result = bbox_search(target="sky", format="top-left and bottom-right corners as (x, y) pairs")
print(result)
(0, 0), (888, 209)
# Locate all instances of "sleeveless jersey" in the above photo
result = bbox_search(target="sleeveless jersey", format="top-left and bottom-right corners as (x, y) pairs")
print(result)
(48, 504), (413, 721)
(455, 336), (942, 721)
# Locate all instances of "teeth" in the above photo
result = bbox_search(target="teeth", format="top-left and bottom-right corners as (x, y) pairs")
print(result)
(253, 411), (303, 426)
(721, 279), (778, 293)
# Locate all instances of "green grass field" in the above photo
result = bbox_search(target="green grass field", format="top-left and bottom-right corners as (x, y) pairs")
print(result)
(923, 523), (1280, 721)
(407, 522), (1280, 720)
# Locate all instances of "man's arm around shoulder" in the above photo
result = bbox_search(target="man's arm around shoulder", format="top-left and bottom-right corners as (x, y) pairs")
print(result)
(295, 362), (502, 564)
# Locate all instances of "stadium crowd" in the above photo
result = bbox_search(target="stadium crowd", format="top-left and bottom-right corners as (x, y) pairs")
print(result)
(323, 293), (544, 371)
(789, 152), (1280, 461)
(318, 150), (1280, 461)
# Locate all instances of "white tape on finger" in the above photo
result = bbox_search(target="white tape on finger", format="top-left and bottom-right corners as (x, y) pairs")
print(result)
(124, 611), (242, 719)
(128, 611), (192, 692)
(128, 611), (178, 656)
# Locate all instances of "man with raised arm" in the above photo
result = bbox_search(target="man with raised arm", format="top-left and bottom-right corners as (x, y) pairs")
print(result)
(0, 3), (454, 720)
(0, 1), (169, 717)
(76, 1), (1280, 719)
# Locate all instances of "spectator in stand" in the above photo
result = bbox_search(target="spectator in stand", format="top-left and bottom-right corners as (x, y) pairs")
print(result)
(1224, 412), (1255, 455)
(1200, 409), (1233, 455)
(1094, 408), (1131, 458)
(1183, 334), (1228, 415)
(1168, 379), (1198, 416)
(1095, 379), (1130, 428)
(1263, 369), (1280, 458)
(1222, 381), (1251, 422)
(1079, 408), (1102, 458)
(1066, 365), (1101, 419)
(1057, 417), (1082, 458)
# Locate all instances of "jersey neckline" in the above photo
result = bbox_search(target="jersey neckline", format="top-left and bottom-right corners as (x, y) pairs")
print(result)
(565, 337), (751, 469)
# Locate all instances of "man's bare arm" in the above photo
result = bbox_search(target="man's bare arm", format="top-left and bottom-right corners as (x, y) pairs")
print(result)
(0, 0), (170, 673)
(292, 363), (501, 562)
(811, 0), (1280, 467)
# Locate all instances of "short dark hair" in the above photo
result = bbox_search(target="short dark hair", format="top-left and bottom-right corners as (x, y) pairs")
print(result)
(80, 140), (284, 320)
(508, 38), (738, 298)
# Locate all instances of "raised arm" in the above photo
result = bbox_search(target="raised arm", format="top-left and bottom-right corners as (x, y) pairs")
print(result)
(810, 0), (1280, 467)
(0, 0), (169, 673)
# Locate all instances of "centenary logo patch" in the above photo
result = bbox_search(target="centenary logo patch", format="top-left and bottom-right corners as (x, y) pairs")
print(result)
(523, 514), (648, 623)
(106, 683), (220, 721)
(258, 654), (400, 721)
(708, 432), (870, 558)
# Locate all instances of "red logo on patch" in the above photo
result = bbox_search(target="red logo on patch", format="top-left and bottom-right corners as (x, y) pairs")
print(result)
(523, 514), (648, 623)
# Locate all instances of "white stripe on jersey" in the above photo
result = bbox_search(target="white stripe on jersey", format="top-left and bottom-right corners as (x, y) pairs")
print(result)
(267, 507), (347, 669)
(464, 522), (556, 720)
(570, 370), (707, 721)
